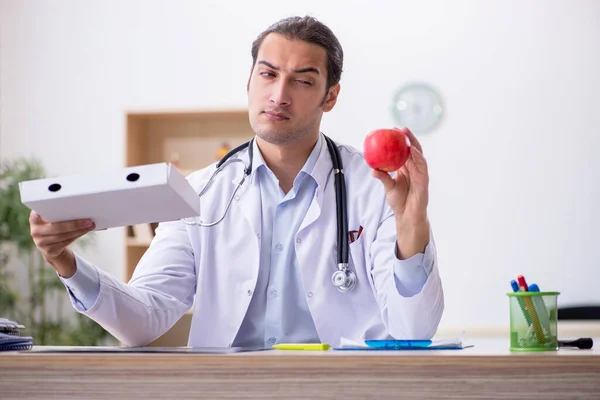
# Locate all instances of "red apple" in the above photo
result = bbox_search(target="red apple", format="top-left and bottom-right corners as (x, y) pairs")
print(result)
(363, 128), (411, 172)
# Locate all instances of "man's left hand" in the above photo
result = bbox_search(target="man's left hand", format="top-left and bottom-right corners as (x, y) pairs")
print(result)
(371, 127), (430, 258)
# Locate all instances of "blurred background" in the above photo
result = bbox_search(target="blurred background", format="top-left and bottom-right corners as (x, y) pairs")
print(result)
(1, 0), (599, 345)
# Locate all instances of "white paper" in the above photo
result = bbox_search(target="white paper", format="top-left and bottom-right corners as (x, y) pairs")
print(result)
(339, 337), (370, 348)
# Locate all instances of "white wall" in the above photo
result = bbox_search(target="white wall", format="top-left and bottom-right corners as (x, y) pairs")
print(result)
(1, 0), (599, 332)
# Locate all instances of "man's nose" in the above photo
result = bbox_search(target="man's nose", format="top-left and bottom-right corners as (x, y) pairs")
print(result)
(269, 80), (292, 107)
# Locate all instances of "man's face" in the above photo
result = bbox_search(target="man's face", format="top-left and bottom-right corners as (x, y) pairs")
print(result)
(247, 33), (340, 146)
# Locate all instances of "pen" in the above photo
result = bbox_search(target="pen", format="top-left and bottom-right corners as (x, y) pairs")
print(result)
(272, 343), (330, 351)
(559, 338), (594, 349)
(516, 275), (546, 343)
(511, 279), (532, 326)
(528, 283), (551, 335)
(510, 280), (520, 293)
(517, 275), (529, 291)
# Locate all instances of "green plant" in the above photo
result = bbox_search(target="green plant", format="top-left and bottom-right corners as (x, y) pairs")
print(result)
(0, 157), (112, 345)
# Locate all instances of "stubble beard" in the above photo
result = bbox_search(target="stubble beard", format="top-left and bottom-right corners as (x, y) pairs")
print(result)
(251, 114), (319, 146)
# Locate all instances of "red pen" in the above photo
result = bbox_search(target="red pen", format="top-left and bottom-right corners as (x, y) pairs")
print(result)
(517, 275), (529, 291)
(516, 274), (545, 342)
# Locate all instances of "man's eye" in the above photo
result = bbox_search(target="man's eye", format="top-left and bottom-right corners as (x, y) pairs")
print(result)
(297, 80), (312, 86)
(260, 72), (275, 78)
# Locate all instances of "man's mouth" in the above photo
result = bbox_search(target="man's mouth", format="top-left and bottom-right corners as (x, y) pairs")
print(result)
(263, 111), (290, 121)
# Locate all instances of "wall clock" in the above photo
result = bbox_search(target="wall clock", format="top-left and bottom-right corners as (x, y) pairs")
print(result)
(391, 83), (444, 135)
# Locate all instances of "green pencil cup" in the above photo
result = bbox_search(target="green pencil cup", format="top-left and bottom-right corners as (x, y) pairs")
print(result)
(507, 291), (560, 351)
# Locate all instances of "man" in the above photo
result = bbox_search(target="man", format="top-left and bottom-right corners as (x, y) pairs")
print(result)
(29, 16), (443, 348)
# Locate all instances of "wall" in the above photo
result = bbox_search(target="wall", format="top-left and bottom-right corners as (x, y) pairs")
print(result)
(1, 0), (599, 332)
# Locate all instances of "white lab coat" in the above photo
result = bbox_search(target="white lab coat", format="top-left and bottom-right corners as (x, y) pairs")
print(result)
(78, 138), (444, 347)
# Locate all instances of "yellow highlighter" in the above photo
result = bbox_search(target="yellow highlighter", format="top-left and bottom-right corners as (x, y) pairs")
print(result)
(272, 343), (330, 351)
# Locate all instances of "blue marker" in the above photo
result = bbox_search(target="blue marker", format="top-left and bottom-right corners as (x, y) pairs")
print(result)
(511, 279), (532, 325)
(510, 280), (520, 293)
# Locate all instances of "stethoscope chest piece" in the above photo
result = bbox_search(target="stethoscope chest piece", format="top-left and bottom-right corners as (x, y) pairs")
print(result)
(332, 267), (357, 293)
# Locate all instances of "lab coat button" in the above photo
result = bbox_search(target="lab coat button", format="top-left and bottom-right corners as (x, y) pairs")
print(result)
(307, 292), (314, 298)
(247, 289), (253, 296)
(271, 290), (278, 298)
(268, 337), (277, 344)
(257, 233), (261, 240)
(234, 195), (241, 201)
(276, 244), (283, 251)
(296, 238), (302, 244)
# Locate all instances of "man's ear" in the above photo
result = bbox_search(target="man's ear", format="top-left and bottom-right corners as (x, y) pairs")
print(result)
(322, 83), (341, 112)
(247, 66), (254, 92)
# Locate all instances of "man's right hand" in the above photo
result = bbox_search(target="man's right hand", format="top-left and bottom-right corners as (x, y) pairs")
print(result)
(29, 211), (95, 278)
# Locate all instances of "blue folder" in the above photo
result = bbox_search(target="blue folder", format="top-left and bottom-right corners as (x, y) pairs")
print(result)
(334, 339), (466, 351)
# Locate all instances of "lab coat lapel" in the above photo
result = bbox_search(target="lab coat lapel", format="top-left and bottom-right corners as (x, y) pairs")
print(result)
(232, 166), (262, 241)
(297, 189), (322, 234)
(298, 137), (333, 234)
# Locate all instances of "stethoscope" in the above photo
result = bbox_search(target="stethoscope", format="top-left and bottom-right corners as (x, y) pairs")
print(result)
(182, 135), (357, 293)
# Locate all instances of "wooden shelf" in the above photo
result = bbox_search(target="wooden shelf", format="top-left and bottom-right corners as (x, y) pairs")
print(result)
(124, 109), (254, 282)
(127, 238), (152, 247)
(179, 169), (194, 177)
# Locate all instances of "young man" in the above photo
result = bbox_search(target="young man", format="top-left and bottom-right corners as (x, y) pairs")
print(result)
(29, 16), (443, 348)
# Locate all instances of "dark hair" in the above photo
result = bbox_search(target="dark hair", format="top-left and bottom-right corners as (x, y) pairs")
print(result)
(251, 16), (344, 91)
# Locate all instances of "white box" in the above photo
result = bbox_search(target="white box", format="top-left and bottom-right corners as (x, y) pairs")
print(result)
(19, 163), (200, 230)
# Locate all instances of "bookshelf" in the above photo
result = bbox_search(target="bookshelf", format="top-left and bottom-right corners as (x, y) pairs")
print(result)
(124, 109), (255, 282)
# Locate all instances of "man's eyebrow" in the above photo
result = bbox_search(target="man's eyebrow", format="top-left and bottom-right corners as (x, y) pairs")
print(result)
(258, 60), (279, 70)
(257, 60), (320, 75)
(293, 66), (320, 75)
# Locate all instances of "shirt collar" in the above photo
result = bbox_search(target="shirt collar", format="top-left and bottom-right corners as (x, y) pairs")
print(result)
(250, 133), (324, 182)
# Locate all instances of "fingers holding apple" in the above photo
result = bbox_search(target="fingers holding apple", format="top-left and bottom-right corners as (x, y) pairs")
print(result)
(406, 142), (429, 182)
(394, 127), (423, 155)
(364, 127), (427, 178)
(398, 127), (428, 184)
(364, 127), (429, 217)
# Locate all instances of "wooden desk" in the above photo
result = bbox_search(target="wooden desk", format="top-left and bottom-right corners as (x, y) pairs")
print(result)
(1, 338), (599, 399)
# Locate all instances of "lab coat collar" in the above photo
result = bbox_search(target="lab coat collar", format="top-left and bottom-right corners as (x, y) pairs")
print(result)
(310, 132), (335, 198)
(230, 144), (262, 240)
(231, 132), (332, 191)
(295, 133), (334, 233)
